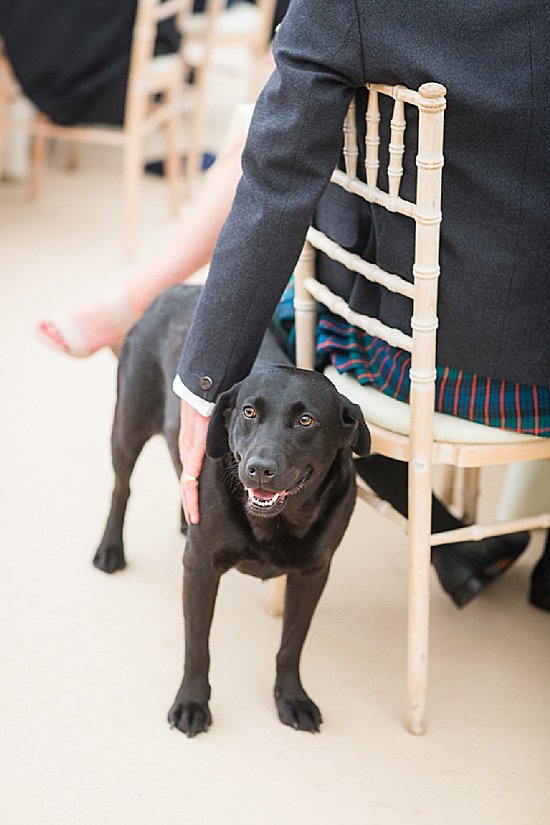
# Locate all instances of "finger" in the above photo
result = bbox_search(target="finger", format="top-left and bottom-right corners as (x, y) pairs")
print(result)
(181, 478), (199, 525)
(181, 477), (190, 524)
(179, 400), (211, 524)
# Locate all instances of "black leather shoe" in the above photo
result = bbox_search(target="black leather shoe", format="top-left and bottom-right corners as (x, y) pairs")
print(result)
(431, 531), (531, 608)
(529, 547), (550, 611)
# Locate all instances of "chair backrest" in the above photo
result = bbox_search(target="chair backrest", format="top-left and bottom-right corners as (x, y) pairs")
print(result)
(124, 0), (191, 124)
(295, 82), (446, 478)
(189, 0), (277, 57)
(294, 84), (447, 737)
(254, 0), (278, 51)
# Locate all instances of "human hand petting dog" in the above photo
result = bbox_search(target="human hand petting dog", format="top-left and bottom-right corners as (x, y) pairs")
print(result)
(178, 399), (210, 524)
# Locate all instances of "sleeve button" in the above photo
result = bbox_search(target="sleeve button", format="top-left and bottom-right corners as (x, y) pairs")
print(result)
(199, 376), (213, 390)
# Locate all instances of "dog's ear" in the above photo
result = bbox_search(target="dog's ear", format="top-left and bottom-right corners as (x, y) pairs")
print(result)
(205, 383), (242, 459)
(338, 394), (371, 457)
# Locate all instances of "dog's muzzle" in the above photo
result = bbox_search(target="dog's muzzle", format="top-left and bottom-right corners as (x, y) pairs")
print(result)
(244, 468), (312, 516)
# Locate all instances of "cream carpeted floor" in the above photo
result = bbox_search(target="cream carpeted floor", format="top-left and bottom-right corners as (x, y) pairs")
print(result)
(1, 61), (549, 825)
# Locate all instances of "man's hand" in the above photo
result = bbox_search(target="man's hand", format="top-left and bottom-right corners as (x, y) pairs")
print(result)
(179, 399), (210, 525)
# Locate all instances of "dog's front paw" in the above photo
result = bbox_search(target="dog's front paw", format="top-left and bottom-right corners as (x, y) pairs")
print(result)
(93, 542), (126, 574)
(168, 699), (212, 737)
(275, 695), (323, 733)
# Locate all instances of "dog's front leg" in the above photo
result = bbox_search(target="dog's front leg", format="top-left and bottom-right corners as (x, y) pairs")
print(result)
(168, 543), (221, 737)
(274, 565), (330, 733)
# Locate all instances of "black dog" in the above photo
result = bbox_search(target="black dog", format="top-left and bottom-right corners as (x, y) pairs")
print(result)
(94, 285), (370, 736)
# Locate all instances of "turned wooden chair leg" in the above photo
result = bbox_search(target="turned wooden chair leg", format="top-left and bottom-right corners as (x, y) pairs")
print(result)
(0, 88), (9, 179)
(461, 467), (480, 525)
(407, 458), (432, 736)
(164, 84), (181, 217)
(438, 464), (456, 511)
(28, 116), (48, 200)
(122, 130), (142, 261)
(65, 141), (82, 171)
(266, 575), (286, 617)
(185, 60), (209, 192)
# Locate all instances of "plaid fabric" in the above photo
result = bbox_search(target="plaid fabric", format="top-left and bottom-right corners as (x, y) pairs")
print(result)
(272, 282), (550, 437)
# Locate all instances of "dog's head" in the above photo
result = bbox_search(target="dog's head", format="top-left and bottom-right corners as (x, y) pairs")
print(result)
(206, 366), (370, 518)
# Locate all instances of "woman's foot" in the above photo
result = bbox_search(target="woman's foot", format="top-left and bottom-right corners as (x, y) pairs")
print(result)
(36, 288), (139, 358)
(431, 531), (530, 608)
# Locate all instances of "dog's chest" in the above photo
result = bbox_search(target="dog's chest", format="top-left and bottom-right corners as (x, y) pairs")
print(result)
(197, 455), (355, 580)
(212, 526), (322, 580)
(233, 558), (287, 580)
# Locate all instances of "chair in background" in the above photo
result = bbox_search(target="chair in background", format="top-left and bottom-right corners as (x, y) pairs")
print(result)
(0, 0), (193, 259)
(0, 53), (16, 178)
(292, 82), (550, 734)
(181, 0), (277, 181)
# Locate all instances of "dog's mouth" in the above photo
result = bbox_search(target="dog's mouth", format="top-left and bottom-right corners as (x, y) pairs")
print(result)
(245, 469), (312, 516)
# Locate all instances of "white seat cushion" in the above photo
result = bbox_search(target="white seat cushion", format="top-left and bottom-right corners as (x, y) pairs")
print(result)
(324, 365), (541, 445)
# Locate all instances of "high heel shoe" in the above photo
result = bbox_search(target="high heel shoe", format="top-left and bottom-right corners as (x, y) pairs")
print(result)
(432, 531), (530, 608)
(36, 287), (138, 358)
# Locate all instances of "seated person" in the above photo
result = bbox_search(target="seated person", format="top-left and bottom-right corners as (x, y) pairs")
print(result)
(37, 131), (537, 611)
(36, 0), (550, 610)
(173, 0), (550, 609)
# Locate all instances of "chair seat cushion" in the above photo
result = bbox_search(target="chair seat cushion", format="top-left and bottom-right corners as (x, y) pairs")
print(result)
(324, 366), (541, 445)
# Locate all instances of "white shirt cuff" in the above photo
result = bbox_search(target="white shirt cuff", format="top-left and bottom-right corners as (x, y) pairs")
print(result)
(172, 374), (216, 417)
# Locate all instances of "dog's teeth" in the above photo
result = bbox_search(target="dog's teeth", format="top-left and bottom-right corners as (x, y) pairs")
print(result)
(248, 489), (282, 507)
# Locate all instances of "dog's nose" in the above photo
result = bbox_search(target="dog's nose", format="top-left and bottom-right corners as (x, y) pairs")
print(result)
(245, 456), (277, 485)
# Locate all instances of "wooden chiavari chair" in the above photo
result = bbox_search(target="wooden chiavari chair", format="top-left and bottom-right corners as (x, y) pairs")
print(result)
(289, 81), (550, 734)
(181, 0), (277, 182)
(0, 0), (192, 259)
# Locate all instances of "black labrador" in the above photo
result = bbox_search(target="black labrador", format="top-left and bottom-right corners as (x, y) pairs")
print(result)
(94, 285), (371, 736)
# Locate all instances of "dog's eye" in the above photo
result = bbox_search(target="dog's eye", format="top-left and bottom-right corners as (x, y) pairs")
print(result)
(243, 406), (256, 419)
(298, 413), (315, 427)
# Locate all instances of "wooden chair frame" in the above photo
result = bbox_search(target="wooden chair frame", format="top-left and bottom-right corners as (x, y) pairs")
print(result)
(0, 0), (193, 258)
(182, 0), (277, 181)
(293, 82), (550, 734)
(1, 0), (276, 255)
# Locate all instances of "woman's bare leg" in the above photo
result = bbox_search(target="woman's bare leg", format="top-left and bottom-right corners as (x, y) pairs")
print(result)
(37, 135), (246, 357)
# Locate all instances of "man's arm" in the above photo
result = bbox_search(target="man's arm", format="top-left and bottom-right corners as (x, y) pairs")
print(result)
(175, 0), (365, 519)
(176, 0), (365, 401)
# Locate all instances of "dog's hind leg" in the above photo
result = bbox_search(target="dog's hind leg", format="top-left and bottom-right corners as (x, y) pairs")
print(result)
(93, 413), (155, 574)
(274, 565), (331, 732)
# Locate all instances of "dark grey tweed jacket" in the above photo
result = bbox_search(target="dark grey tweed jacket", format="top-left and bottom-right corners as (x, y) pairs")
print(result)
(177, 0), (550, 403)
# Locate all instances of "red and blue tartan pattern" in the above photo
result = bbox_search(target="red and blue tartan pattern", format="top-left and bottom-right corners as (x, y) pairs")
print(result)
(316, 315), (550, 437)
(272, 283), (550, 437)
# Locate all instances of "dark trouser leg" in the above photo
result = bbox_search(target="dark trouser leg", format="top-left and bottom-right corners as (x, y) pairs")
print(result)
(354, 454), (460, 532)
(530, 530), (550, 611)
(354, 455), (530, 608)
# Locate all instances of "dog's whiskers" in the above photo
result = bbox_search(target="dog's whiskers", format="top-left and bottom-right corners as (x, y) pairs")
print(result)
(222, 456), (242, 495)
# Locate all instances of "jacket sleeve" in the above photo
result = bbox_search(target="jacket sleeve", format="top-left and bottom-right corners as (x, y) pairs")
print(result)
(176, 0), (366, 402)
